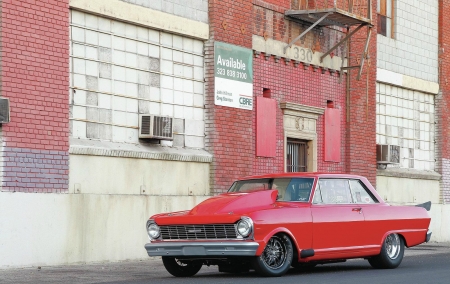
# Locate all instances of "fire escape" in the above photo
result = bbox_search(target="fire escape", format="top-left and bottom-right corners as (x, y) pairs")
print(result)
(284, 0), (373, 80)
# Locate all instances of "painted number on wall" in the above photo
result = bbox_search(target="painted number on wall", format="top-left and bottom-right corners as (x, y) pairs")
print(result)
(292, 47), (313, 62)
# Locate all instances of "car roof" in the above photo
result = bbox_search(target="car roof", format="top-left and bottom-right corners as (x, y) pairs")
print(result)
(238, 172), (365, 180)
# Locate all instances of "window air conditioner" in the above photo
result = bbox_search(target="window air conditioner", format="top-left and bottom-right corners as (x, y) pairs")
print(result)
(139, 114), (173, 140)
(376, 144), (400, 164)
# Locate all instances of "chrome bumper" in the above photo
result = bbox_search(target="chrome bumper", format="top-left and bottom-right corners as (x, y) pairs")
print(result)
(426, 229), (432, 243)
(145, 241), (259, 257)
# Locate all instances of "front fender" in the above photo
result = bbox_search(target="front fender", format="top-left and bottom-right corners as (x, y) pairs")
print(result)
(255, 227), (300, 255)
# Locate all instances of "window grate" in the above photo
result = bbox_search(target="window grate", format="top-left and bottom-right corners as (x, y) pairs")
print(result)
(287, 139), (307, 172)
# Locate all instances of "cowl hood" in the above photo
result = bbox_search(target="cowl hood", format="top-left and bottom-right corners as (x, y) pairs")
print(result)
(153, 189), (278, 225)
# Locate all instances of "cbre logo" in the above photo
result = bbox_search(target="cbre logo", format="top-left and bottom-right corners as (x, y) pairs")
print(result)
(239, 97), (253, 107)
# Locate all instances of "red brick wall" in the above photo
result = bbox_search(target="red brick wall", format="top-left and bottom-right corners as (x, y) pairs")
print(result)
(346, 0), (377, 185)
(0, 0), (70, 192)
(253, 57), (347, 176)
(206, 0), (376, 192)
(438, 0), (450, 203)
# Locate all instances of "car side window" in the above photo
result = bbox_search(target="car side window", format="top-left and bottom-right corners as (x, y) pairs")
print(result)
(317, 179), (353, 204)
(280, 178), (314, 202)
(349, 180), (378, 204)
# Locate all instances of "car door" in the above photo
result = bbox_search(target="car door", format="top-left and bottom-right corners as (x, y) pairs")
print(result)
(310, 178), (366, 258)
(347, 179), (390, 248)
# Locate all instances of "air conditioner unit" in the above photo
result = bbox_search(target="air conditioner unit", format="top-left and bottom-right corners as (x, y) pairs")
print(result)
(139, 114), (173, 140)
(0, 98), (10, 123)
(376, 144), (400, 164)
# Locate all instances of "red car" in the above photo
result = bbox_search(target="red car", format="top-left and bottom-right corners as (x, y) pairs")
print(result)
(144, 173), (432, 277)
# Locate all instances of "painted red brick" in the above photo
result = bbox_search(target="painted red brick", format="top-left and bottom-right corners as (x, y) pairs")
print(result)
(207, 0), (376, 193)
(438, 0), (450, 203)
(1, 0), (69, 193)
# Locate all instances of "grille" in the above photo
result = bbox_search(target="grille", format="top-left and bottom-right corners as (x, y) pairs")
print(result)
(160, 224), (238, 240)
(140, 115), (151, 135)
(153, 116), (172, 138)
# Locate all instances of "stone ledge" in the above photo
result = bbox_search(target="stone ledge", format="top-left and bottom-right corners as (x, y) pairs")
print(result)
(69, 138), (213, 163)
(377, 168), (441, 180)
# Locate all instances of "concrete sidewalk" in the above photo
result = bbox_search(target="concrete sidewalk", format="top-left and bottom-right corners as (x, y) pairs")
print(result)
(0, 242), (449, 284)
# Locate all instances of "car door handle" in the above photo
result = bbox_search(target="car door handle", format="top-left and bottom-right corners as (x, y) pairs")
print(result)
(352, 208), (362, 214)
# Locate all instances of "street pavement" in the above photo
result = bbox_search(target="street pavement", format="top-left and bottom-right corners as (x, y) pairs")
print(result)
(1, 242), (449, 284)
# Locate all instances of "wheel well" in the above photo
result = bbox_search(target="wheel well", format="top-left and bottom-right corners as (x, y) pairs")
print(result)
(397, 233), (408, 247)
(274, 232), (299, 261)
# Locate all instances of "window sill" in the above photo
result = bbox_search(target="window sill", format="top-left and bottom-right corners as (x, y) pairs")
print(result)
(377, 167), (441, 181)
(69, 138), (212, 163)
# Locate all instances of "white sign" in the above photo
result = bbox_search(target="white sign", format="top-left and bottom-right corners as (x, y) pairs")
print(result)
(214, 42), (253, 110)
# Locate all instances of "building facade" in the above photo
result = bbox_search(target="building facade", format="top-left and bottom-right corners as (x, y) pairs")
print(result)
(0, 0), (449, 268)
(374, 0), (450, 241)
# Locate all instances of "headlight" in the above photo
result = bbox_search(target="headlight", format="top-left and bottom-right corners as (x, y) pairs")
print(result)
(146, 220), (160, 240)
(237, 217), (253, 238)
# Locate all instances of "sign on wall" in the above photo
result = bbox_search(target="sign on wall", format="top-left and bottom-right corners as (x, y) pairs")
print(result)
(214, 41), (253, 110)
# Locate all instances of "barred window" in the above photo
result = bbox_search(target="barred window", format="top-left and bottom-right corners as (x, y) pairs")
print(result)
(286, 139), (308, 172)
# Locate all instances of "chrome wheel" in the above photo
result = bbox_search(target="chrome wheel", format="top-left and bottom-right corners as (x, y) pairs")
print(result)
(385, 233), (401, 260)
(261, 236), (287, 269)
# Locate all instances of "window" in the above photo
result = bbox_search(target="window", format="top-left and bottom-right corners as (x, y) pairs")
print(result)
(286, 139), (308, 172)
(376, 83), (435, 171)
(377, 0), (394, 38)
(228, 178), (314, 202)
(313, 179), (379, 204)
(349, 180), (378, 203)
(315, 179), (353, 204)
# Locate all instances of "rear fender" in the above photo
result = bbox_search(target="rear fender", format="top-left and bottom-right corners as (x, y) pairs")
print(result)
(255, 227), (300, 256)
(380, 229), (427, 248)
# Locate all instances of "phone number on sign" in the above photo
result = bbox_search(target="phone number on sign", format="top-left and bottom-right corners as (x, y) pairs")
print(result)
(216, 68), (247, 79)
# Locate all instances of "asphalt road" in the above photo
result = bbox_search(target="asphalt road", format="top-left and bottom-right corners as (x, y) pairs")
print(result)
(1, 243), (449, 284)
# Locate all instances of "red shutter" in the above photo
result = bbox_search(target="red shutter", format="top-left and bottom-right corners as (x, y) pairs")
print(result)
(324, 108), (341, 162)
(256, 97), (276, 157)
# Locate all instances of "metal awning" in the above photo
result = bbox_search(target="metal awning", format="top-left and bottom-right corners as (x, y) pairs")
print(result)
(283, 1), (373, 80)
(285, 8), (371, 28)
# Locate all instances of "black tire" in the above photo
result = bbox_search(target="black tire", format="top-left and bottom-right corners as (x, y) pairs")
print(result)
(162, 257), (202, 277)
(368, 233), (404, 269)
(252, 234), (293, 277)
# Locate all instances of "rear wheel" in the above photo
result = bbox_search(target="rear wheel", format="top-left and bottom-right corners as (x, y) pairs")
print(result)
(252, 234), (293, 277)
(368, 233), (404, 269)
(162, 257), (202, 277)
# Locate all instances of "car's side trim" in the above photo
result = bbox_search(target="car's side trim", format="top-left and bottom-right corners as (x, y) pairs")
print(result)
(144, 241), (259, 257)
(300, 249), (315, 258)
(314, 245), (380, 254)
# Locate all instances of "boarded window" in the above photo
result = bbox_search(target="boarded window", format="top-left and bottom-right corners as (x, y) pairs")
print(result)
(324, 108), (341, 162)
(256, 97), (276, 157)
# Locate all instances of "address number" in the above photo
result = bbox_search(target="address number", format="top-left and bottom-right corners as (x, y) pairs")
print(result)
(293, 47), (313, 62)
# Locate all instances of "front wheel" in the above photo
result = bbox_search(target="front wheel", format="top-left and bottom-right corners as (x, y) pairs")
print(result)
(368, 233), (404, 269)
(252, 234), (293, 277)
(162, 257), (202, 277)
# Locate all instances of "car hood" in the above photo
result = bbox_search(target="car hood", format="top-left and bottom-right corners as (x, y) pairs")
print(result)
(153, 189), (278, 225)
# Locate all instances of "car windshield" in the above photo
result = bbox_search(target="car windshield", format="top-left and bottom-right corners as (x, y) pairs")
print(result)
(228, 178), (315, 202)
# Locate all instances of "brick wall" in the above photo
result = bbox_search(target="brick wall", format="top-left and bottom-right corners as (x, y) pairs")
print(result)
(205, 0), (253, 193)
(0, 0), (70, 192)
(346, 0), (377, 185)
(437, 0), (450, 203)
(207, 0), (355, 193)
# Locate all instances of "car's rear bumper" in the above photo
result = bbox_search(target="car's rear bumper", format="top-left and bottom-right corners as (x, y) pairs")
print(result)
(145, 241), (259, 257)
(426, 229), (432, 242)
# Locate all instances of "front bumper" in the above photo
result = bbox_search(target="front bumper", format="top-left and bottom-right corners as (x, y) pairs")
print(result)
(145, 241), (259, 257)
(426, 229), (432, 242)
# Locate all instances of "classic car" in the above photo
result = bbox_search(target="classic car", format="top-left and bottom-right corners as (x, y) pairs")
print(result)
(144, 173), (432, 277)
